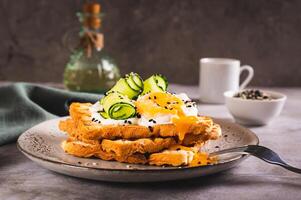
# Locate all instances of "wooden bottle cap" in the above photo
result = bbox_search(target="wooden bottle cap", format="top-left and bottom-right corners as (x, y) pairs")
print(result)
(83, 2), (101, 14)
(83, 2), (102, 30)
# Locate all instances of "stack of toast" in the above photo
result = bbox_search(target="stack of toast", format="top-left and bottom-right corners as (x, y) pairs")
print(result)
(59, 102), (222, 167)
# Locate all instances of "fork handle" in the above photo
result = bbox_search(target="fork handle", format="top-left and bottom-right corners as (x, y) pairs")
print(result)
(244, 145), (301, 174)
(211, 145), (301, 174)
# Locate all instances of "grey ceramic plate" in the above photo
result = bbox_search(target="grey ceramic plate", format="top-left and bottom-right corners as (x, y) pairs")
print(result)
(17, 117), (259, 182)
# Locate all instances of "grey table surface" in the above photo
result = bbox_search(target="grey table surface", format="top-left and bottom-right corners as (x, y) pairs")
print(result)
(0, 84), (301, 200)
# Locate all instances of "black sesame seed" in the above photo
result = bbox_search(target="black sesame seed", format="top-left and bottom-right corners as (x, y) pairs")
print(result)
(148, 119), (153, 122)
(148, 97), (151, 100)
(167, 102), (171, 104)
(152, 120), (157, 123)
(176, 148), (181, 151)
(128, 121), (132, 124)
(148, 126), (153, 132)
(154, 96), (157, 99)
(164, 106), (168, 109)
(137, 113), (141, 118)
(198, 162), (201, 164)
(187, 105), (192, 108)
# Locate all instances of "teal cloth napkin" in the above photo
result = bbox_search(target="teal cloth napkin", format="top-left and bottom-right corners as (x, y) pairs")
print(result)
(0, 83), (101, 146)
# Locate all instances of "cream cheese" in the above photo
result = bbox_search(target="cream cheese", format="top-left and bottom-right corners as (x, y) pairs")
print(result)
(175, 93), (198, 116)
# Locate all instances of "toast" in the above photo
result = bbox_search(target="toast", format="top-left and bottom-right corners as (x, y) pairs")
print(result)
(59, 103), (216, 141)
(62, 139), (147, 164)
(59, 99), (221, 167)
(62, 139), (216, 167)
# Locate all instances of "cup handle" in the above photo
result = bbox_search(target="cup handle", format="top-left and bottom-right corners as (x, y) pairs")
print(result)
(239, 65), (254, 90)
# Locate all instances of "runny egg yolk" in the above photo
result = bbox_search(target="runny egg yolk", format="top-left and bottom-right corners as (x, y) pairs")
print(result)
(135, 92), (184, 118)
(135, 92), (199, 141)
(171, 116), (198, 141)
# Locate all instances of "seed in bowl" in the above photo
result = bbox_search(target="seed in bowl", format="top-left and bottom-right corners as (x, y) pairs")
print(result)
(234, 89), (271, 100)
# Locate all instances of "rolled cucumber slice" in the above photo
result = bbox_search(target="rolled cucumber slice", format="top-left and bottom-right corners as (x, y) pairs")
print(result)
(107, 78), (139, 99)
(130, 72), (144, 88)
(106, 73), (143, 99)
(154, 74), (168, 91)
(141, 74), (168, 95)
(98, 110), (109, 119)
(101, 92), (136, 120)
(125, 75), (141, 92)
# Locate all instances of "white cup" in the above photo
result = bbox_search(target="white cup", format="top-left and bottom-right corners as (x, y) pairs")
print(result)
(199, 58), (254, 104)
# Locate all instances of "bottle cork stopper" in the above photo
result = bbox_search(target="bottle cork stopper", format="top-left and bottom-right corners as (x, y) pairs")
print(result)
(83, 2), (102, 30)
(83, 2), (101, 14)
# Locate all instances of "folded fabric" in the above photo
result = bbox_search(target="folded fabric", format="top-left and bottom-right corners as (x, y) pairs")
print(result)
(0, 82), (100, 146)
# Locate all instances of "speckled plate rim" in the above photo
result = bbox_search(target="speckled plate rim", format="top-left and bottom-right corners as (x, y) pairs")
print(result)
(17, 118), (259, 172)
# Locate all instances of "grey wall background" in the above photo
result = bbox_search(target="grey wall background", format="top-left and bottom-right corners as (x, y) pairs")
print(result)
(0, 0), (301, 86)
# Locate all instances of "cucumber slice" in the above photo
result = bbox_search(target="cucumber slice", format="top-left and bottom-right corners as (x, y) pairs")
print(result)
(130, 72), (144, 88)
(125, 75), (141, 91)
(141, 74), (168, 95)
(98, 110), (109, 119)
(107, 78), (139, 99)
(101, 92), (136, 120)
(154, 74), (168, 91)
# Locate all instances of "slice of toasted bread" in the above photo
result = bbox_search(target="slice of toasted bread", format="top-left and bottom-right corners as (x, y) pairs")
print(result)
(101, 137), (176, 157)
(182, 123), (222, 146)
(62, 139), (216, 166)
(149, 150), (195, 166)
(62, 139), (147, 164)
(62, 138), (101, 157)
(149, 145), (216, 167)
(62, 137), (176, 161)
(59, 102), (215, 141)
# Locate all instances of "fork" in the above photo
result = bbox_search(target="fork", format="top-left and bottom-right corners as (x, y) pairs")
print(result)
(209, 145), (301, 174)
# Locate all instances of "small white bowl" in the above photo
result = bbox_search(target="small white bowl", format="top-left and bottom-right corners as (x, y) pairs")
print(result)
(224, 90), (287, 126)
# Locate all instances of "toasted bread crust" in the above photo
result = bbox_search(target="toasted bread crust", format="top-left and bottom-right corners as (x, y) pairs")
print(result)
(62, 139), (147, 164)
(101, 138), (176, 157)
(149, 145), (217, 167)
(182, 123), (221, 146)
